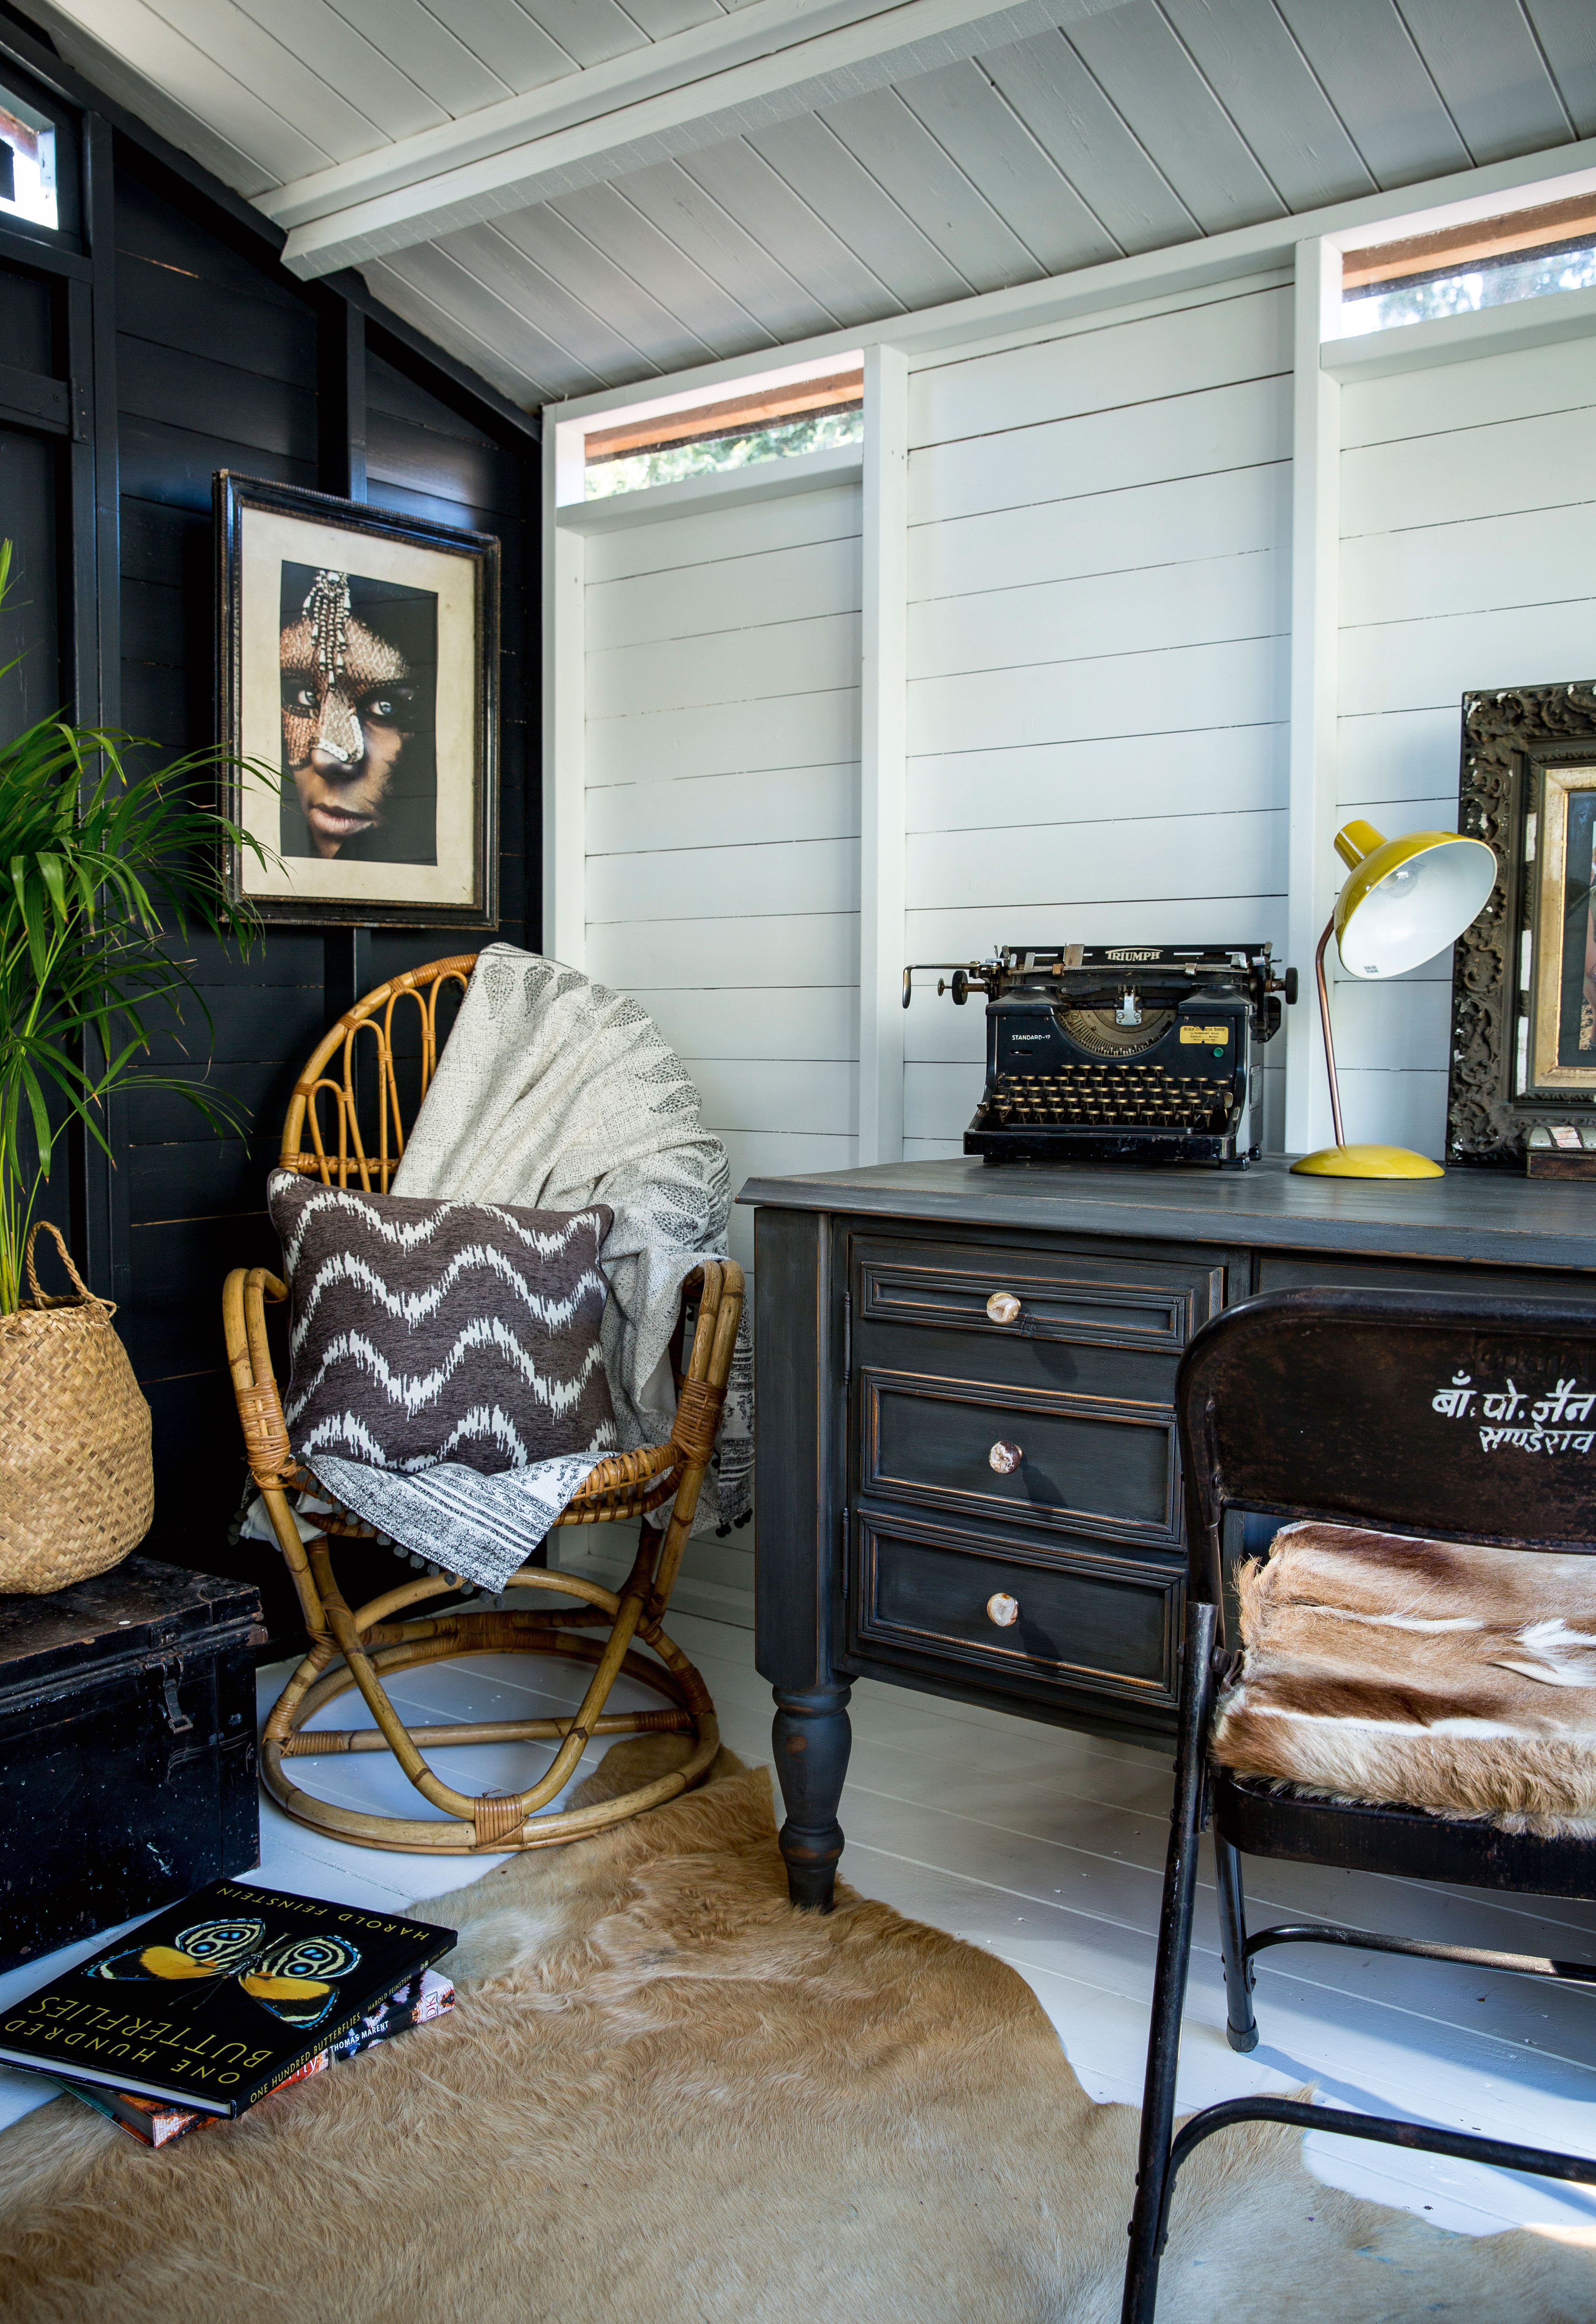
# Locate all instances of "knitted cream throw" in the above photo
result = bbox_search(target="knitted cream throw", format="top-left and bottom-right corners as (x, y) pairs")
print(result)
(300, 946), (752, 1592)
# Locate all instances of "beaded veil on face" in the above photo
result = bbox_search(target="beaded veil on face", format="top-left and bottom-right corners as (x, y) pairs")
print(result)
(279, 569), (416, 860)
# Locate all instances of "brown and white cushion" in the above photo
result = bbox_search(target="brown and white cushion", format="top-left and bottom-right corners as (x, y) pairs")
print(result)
(1211, 1521), (1596, 1835)
(268, 1169), (618, 1476)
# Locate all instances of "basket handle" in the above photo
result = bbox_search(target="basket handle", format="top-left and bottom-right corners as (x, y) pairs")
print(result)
(25, 1219), (99, 1308)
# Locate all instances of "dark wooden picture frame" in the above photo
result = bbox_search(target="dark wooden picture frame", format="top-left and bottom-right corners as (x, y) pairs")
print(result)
(215, 471), (499, 930)
(1447, 681), (1596, 1167)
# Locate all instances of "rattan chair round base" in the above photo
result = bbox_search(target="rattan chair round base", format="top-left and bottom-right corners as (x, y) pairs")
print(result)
(260, 1569), (721, 1855)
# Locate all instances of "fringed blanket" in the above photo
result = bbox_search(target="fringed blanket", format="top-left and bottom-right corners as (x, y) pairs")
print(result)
(295, 946), (753, 1593)
(1211, 1522), (1596, 1836)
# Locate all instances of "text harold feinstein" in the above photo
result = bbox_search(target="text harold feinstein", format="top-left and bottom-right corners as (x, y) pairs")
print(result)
(1430, 1374), (1596, 1453)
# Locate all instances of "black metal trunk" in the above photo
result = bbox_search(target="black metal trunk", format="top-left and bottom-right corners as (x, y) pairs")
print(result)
(0, 1558), (264, 1974)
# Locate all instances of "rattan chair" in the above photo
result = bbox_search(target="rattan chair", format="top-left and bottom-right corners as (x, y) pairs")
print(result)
(223, 953), (742, 1856)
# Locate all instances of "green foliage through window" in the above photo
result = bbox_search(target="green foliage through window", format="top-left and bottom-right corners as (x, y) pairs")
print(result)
(586, 404), (864, 499)
(1343, 240), (1596, 337)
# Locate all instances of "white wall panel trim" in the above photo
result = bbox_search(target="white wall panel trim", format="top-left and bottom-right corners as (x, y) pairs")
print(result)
(544, 135), (1596, 1176)
(859, 342), (908, 1166)
(1283, 234), (1340, 1157)
(544, 425), (586, 967)
(1323, 284), (1596, 384)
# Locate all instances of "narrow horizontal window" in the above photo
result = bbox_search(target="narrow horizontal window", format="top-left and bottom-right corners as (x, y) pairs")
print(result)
(0, 85), (57, 231)
(1342, 194), (1596, 337)
(584, 368), (863, 499)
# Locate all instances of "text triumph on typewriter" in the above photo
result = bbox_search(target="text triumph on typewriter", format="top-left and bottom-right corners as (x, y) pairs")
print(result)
(902, 945), (1299, 1167)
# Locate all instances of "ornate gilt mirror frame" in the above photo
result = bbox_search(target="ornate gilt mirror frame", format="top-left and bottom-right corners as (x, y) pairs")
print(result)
(1447, 681), (1596, 1167)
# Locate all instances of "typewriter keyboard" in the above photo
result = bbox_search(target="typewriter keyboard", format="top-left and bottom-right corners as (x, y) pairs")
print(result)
(985, 1067), (1231, 1133)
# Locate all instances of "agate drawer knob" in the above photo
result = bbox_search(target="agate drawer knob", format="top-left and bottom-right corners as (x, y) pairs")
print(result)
(988, 1440), (1022, 1475)
(986, 1593), (1020, 1628)
(985, 1290), (1022, 1324)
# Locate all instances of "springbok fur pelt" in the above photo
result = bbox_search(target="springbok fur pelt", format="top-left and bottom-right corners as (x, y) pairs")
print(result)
(1212, 1522), (1596, 1834)
(1, 1738), (1592, 2323)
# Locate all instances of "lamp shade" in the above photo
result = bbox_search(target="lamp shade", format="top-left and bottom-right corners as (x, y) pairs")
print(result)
(1331, 819), (1496, 981)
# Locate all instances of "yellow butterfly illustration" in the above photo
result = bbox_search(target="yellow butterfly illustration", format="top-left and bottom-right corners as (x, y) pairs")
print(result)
(92, 1918), (362, 2030)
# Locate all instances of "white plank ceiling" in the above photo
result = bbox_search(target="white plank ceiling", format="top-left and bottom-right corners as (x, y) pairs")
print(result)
(23, 0), (1596, 408)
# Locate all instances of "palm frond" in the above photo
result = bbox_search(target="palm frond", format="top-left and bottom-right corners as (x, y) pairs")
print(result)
(0, 547), (281, 1310)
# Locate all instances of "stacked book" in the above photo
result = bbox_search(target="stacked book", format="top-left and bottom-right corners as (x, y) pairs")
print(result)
(0, 1876), (456, 2147)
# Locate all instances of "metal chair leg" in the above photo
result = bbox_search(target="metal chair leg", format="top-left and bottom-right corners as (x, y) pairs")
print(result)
(1215, 1835), (1258, 2052)
(1122, 1599), (1219, 2324)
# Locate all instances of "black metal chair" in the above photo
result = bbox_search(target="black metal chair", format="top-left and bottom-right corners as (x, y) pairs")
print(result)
(1123, 1287), (1596, 2324)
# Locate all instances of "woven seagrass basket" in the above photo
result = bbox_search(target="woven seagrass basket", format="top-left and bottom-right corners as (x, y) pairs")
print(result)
(0, 1221), (153, 1594)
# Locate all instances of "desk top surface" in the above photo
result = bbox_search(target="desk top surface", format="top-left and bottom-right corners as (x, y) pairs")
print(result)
(735, 1155), (1596, 1271)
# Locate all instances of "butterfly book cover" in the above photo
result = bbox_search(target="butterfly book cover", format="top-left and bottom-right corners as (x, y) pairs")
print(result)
(56, 1967), (456, 2146)
(0, 1879), (456, 2117)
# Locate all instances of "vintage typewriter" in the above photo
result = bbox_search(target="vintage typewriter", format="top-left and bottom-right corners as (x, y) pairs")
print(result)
(903, 943), (1297, 1167)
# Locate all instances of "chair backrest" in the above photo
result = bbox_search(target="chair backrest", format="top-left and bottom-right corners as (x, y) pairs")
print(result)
(1177, 1287), (1596, 1603)
(279, 954), (478, 1192)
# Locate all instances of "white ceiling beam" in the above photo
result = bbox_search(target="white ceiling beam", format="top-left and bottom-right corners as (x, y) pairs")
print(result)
(266, 0), (1134, 280)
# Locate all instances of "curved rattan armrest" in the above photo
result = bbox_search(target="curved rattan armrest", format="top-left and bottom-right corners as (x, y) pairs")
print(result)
(670, 1259), (744, 1466)
(556, 1260), (744, 1532)
(223, 1265), (331, 1637)
(222, 1266), (296, 1487)
(561, 1441), (681, 1525)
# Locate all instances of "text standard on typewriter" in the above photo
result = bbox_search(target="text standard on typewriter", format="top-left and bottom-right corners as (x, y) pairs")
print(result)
(904, 945), (1298, 1169)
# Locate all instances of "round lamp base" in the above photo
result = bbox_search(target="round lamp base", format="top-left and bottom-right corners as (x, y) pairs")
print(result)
(1291, 1143), (1444, 1179)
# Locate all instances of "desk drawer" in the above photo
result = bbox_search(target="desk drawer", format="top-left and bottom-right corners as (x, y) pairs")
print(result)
(854, 1236), (1224, 1353)
(1255, 1251), (1596, 1304)
(851, 1505), (1181, 1713)
(861, 1367), (1178, 1546)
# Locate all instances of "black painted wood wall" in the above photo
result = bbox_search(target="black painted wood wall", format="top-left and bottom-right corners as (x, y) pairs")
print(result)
(0, 21), (540, 1642)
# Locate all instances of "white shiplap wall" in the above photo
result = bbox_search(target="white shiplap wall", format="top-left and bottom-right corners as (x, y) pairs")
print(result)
(569, 255), (1596, 1207)
(1336, 334), (1596, 1153)
(898, 276), (1294, 1157)
(582, 480), (864, 1276)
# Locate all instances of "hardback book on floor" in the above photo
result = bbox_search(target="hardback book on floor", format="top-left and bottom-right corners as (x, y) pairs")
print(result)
(53, 1967), (457, 2146)
(0, 1876), (455, 2119)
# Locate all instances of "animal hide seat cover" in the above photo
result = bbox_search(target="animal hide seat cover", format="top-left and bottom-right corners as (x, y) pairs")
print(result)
(1211, 1522), (1596, 1835)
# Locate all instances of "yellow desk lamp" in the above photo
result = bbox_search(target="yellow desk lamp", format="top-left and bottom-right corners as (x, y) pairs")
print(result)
(1293, 818), (1496, 1180)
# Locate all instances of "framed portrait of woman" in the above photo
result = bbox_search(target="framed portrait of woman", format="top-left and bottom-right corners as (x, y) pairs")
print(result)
(215, 472), (499, 928)
(1446, 681), (1596, 1167)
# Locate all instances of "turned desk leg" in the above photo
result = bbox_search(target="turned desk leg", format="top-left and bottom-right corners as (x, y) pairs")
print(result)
(772, 1683), (852, 1911)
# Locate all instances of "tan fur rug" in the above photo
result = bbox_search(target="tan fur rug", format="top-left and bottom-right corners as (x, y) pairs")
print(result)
(1, 1740), (1592, 2323)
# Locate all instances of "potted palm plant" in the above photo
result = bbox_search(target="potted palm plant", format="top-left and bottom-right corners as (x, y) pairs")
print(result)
(0, 540), (272, 1592)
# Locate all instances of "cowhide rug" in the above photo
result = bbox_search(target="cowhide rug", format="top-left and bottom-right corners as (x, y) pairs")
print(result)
(0, 1741), (1591, 2323)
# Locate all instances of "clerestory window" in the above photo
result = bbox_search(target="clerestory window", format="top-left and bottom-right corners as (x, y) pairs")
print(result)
(584, 367), (863, 499)
(0, 84), (57, 232)
(1342, 194), (1596, 337)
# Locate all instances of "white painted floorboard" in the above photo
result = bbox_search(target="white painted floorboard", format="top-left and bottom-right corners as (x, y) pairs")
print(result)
(4, 1596), (1594, 2258)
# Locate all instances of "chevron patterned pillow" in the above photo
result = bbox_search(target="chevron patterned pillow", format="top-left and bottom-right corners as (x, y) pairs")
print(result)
(267, 1169), (618, 1475)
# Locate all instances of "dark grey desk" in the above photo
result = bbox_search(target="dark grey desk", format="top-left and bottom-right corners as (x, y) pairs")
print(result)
(736, 1157), (1596, 1907)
